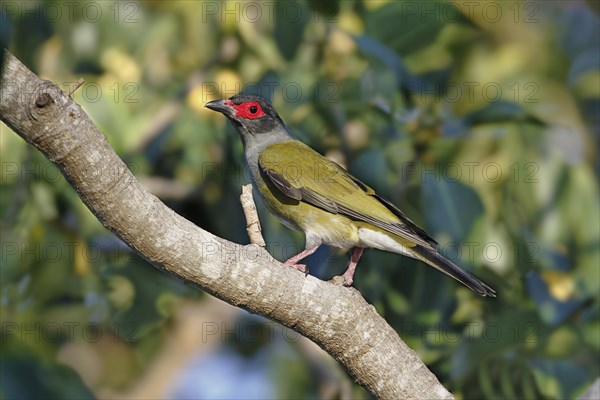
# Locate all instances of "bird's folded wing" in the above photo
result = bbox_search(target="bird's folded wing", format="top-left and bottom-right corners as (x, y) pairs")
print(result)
(258, 141), (436, 249)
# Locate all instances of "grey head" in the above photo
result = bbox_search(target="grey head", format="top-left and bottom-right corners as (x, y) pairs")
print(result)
(205, 94), (294, 149)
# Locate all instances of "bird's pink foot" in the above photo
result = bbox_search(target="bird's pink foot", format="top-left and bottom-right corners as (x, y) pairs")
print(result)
(333, 247), (364, 286)
(284, 262), (308, 275)
(283, 246), (319, 276)
(341, 270), (354, 286)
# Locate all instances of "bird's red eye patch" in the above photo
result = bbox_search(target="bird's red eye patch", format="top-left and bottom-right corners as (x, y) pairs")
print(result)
(230, 101), (266, 119)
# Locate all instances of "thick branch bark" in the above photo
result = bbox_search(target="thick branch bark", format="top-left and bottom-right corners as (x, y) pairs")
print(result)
(0, 49), (453, 399)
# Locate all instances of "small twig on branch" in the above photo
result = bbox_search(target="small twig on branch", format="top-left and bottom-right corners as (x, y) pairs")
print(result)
(240, 184), (266, 248)
(67, 78), (85, 97)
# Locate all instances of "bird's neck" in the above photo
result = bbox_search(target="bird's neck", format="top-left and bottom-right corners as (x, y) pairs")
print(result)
(240, 128), (294, 187)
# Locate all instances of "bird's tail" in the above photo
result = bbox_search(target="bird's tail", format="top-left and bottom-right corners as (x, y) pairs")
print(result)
(411, 245), (496, 297)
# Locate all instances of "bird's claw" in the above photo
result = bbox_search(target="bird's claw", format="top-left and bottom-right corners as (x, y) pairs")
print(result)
(284, 262), (309, 276)
(342, 274), (353, 286)
(330, 274), (353, 286)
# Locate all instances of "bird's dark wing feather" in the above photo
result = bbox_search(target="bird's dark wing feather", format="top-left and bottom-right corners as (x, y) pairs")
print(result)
(372, 192), (436, 244)
(411, 245), (496, 297)
(344, 175), (436, 244)
(260, 168), (302, 200)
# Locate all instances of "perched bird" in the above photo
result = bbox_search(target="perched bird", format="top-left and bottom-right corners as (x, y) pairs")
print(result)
(206, 94), (496, 297)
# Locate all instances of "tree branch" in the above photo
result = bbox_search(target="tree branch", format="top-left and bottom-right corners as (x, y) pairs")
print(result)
(0, 49), (453, 400)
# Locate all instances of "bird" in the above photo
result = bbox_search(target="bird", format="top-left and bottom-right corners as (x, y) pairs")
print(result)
(205, 94), (496, 297)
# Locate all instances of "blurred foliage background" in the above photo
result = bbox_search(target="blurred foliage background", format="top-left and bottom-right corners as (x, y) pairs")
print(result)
(1, 0), (599, 399)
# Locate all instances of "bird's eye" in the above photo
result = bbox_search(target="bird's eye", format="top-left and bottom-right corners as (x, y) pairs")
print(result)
(232, 101), (264, 119)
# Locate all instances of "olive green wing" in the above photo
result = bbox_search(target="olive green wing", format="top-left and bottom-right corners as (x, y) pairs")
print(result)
(258, 141), (436, 249)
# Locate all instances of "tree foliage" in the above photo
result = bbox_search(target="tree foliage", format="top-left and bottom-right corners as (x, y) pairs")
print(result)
(1, 1), (598, 398)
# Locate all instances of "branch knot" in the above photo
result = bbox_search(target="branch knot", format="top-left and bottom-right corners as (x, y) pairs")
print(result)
(35, 92), (53, 108)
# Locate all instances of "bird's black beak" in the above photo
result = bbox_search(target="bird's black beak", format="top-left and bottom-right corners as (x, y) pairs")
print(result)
(205, 99), (234, 116)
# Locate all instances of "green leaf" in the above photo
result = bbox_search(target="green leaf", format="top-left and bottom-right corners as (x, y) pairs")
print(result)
(530, 359), (591, 399)
(306, 0), (339, 17)
(365, 1), (473, 55)
(275, 2), (310, 61)
(422, 172), (484, 243)
(463, 101), (546, 127)
(354, 35), (414, 85)
(0, 348), (95, 400)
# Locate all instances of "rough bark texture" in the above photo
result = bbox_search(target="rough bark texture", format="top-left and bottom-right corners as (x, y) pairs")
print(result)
(0, 49), (453, 400)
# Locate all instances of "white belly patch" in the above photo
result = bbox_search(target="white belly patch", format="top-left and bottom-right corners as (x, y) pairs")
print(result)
(358, 228), (417, 259)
